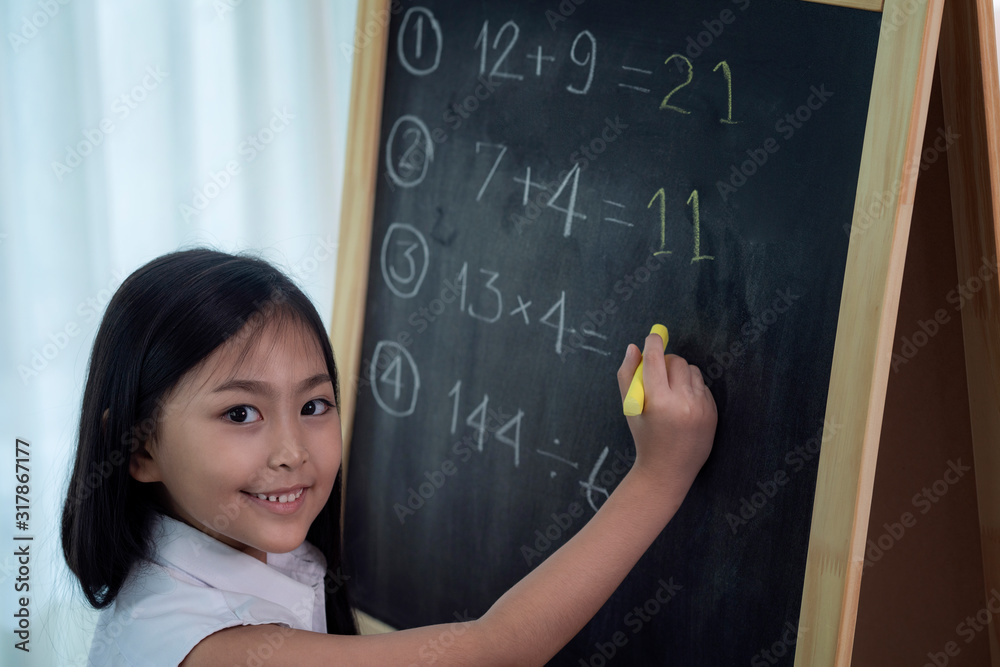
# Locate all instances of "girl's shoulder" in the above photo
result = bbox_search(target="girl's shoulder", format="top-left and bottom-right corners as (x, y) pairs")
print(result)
(85, 515), (325, 666)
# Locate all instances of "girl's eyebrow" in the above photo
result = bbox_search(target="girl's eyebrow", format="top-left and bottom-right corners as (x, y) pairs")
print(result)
(210, 373), (333, 398)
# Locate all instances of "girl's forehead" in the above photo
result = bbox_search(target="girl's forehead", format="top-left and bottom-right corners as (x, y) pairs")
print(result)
(182, 316), (327, 394)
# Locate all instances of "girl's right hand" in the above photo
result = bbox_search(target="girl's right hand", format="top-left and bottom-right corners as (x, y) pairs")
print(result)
(616, 333), (718, 500)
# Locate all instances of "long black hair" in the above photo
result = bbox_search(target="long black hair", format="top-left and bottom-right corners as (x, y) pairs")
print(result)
(61, 248), (358, 635)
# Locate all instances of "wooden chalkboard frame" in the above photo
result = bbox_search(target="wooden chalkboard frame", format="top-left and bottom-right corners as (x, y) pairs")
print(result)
(793, 0), (945, 663)
(812, 0), (884, 11)
(330, 0), (951, 662)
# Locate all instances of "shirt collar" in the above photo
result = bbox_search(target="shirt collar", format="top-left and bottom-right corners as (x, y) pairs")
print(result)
(149, 513), (322, 629)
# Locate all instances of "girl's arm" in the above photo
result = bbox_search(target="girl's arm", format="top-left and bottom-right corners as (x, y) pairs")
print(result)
(183, 333), (717, 667)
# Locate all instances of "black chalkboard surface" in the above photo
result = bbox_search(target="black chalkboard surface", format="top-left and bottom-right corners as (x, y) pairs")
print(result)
(344, 1), (881, 663)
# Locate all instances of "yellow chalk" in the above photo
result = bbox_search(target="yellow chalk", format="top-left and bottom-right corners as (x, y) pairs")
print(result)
(622, 324), (669, 416)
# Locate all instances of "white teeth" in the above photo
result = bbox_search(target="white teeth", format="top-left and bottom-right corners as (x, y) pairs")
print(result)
(252, 488), (303, 503)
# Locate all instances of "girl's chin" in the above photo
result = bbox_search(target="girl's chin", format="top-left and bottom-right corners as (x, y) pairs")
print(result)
(245, 526), (313, 555)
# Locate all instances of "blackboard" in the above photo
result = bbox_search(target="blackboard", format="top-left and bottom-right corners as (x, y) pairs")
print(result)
(343, 1), (882, 663)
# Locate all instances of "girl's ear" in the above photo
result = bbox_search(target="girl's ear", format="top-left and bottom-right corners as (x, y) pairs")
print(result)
(129, 441), (162, 483)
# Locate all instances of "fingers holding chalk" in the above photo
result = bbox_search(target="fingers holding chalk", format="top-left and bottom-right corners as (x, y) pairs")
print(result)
(617, 344), (642, 401)
(623, 324), (669, 416)
(644, 330), (671, 390)
(664, 353), (693, 392)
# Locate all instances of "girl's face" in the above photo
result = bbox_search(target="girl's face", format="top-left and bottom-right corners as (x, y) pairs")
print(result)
(129, 316), (342, 562)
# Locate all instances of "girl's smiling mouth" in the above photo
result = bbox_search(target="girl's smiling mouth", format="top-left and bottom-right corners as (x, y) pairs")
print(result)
(241, 486), (309, 513)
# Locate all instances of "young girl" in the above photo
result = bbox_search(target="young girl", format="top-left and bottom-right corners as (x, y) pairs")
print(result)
(62, 248), (717, 666)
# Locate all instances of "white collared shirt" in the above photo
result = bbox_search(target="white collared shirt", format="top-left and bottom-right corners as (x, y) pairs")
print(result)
(87, 513), (328, 666)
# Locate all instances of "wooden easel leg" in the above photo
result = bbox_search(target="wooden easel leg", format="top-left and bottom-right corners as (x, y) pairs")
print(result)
(853, 63), (991, 666)
(938, 1), (1000, 665)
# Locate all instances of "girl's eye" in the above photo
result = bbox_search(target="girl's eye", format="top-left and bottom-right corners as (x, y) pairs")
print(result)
(302, 399), (334, 416)
(226, 405), (262, 423)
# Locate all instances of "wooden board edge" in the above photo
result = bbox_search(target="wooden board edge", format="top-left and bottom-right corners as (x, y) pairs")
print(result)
(938, 0), (1000, 663)
(793, 1), (945, 665)
(802, 0), (884, 13)
(332, 0), (392, 470)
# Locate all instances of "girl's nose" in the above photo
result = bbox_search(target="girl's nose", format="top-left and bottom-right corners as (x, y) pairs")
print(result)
(267, 418), (309, 469)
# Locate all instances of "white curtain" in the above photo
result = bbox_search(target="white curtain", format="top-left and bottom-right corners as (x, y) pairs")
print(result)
(0, 1), (358, 664)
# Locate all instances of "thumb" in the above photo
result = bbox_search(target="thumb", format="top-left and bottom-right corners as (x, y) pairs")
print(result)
(617, 344), (641, 401)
